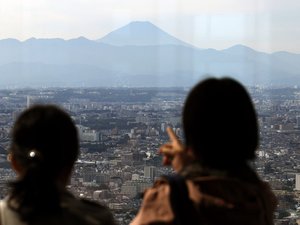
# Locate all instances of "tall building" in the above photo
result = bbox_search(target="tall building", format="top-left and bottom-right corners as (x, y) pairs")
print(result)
(27, 96), (31, 108)
(26, 95), (51, 108)
(144, 166), (156, 181)
(297, 116), (300, 128)
(161, 123), (166, 132)
(76, 125), (99, 142)
(121, 180), (152, 198)
(295, 174), (300, 191)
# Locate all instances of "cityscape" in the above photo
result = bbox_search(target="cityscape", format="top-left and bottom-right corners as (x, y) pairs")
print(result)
(0, 86), (299, 224)
(0, 0), (299, 224)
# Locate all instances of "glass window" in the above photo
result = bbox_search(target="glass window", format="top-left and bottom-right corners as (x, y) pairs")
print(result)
(0, 1), (299, 224)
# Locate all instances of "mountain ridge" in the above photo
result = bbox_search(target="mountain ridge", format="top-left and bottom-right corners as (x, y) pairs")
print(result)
(97, 21), (195, 47)
(0, 21), (298, 87)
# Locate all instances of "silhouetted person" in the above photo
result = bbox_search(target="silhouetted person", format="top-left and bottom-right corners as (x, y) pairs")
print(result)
(0, 105), (115, 225)
(131, 77), (276, 225)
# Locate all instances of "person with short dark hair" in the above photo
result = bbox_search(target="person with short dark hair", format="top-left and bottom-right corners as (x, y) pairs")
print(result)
(0, 105), (115, 225)
(131, 77), (276, 225)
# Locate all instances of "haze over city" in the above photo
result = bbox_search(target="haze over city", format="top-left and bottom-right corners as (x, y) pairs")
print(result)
(0, 1), (300, 224)
(0, 20), (298, 88)
(0, 0), (299, 53)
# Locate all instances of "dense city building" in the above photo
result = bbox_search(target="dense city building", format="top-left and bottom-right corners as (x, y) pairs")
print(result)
(0, 86), (299, 224)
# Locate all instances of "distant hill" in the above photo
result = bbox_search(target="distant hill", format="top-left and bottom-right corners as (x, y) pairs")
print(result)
(0, 21), (299, 87)
(98, 21), (194, 47)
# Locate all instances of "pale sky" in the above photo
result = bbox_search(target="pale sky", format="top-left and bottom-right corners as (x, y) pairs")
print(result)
(0, 0), (299, 53)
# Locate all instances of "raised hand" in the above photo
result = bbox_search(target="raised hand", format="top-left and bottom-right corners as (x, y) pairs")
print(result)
(159, 127), (188, 172)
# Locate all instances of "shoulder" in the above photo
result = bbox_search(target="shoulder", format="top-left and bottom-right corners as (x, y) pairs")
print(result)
(0, 198), (27, 225)
(61, 193), (116, 225)
(190, 175), (276, 205)
(0, 199), (3, 225)
(131, 179), (173, 225)
(131, 175), (277, 225)
(81, 198), (115, 223)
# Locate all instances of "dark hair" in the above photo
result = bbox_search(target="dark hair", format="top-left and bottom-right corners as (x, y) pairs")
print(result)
(8, 105), (79, 222)
(183, 77), (258, 169)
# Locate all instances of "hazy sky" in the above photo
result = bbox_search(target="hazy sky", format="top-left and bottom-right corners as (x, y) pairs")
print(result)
(0, 0), (299, 53)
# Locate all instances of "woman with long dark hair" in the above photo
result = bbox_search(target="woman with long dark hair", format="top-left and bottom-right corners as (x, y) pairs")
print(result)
(0, 105), (115, 225)
(131, 77), (277, 225)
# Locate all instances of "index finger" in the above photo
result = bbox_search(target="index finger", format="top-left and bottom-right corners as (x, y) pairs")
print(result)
(167, 127), (178, 142)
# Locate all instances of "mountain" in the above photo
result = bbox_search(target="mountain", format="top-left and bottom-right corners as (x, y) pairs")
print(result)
(0, 21), (299, 87)
(98, 21), (194, 47)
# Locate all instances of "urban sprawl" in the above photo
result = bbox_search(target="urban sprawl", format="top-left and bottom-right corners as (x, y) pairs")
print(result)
(0, 87), (299, 225)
